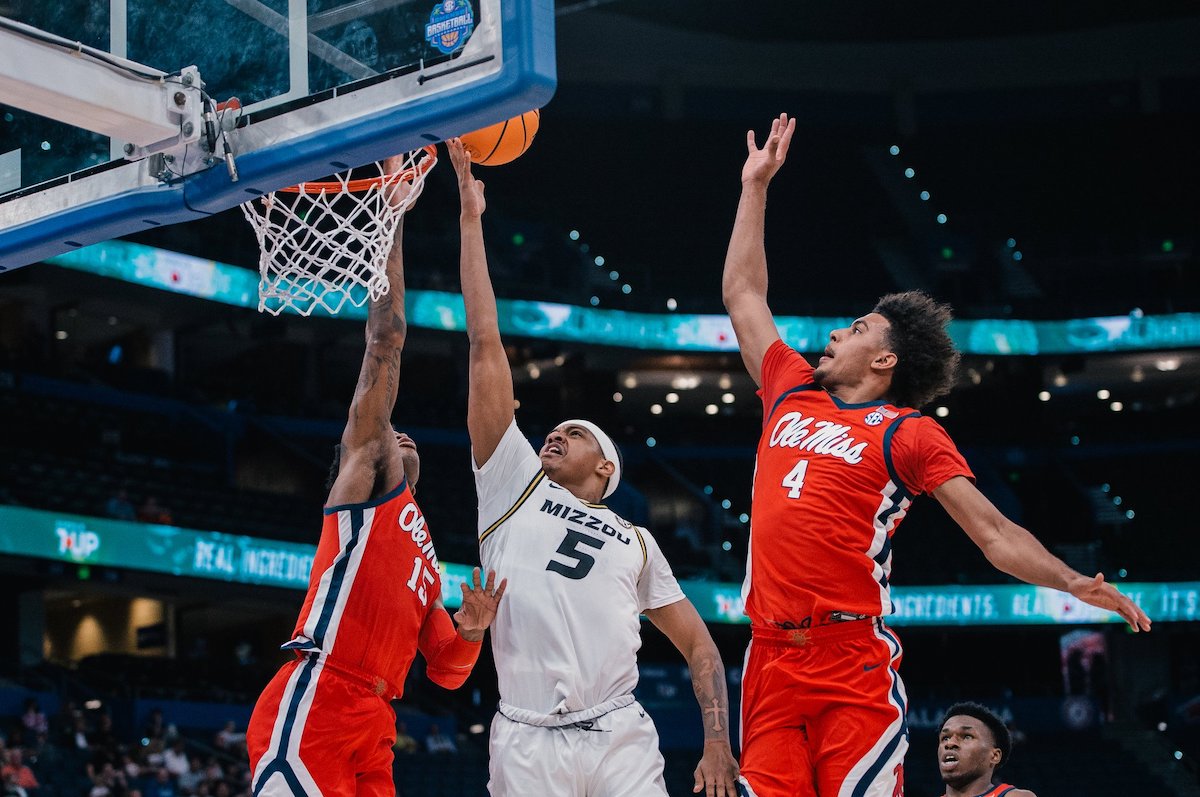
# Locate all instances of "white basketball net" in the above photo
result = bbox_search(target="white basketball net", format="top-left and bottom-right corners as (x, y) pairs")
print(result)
(240, 146), (436, 316)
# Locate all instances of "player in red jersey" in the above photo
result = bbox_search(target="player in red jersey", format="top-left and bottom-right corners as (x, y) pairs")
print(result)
(938, 703), (1035, 797)
(247, 165), (507, 797)
(722, 114), (1151, 797)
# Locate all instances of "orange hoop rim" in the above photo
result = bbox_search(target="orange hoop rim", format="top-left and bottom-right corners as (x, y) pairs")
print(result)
(278, 145), (438, 194)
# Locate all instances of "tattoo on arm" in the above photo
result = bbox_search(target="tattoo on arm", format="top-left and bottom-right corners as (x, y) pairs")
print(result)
(691, 653), (730, 741)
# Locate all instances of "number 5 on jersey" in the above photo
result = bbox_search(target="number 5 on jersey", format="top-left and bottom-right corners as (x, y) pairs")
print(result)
(546, 529), (605, 580)
(782, 460), (809, 498)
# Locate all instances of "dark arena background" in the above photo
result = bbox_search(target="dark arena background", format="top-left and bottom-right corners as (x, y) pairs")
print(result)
(2, 1), (1199, 795)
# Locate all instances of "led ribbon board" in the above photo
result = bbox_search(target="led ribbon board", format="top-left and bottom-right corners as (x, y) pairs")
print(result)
(46, 242), (1200, 355)
(3, 505), (1196, 624)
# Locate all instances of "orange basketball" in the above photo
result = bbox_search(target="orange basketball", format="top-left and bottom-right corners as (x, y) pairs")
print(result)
(459, 109), (540, 166)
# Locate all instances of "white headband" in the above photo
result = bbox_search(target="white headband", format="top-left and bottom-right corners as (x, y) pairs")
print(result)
(556, 419), (621, 498)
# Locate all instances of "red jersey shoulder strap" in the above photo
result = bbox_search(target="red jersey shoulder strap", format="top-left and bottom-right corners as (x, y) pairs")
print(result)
(881, 410), (921, 497)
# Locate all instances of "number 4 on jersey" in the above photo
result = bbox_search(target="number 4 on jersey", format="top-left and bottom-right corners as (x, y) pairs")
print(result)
(782, 460), (809, 498)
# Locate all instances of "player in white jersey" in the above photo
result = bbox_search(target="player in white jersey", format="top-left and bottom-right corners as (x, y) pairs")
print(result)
(449, 138), (741, 797)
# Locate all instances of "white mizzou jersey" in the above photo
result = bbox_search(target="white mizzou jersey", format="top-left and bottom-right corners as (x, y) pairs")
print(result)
(474, 420), (685, 716)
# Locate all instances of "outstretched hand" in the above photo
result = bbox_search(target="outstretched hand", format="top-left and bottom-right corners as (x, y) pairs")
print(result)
(454, 567), (507, 641)
(693, 740), (739, 796)
(1067, 572), (1152, 632)
(447, 138), (486, 218)
(742, 113), (796, 187)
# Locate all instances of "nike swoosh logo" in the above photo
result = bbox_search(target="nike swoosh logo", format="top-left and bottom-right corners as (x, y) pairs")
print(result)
(863, 663), (882, 672)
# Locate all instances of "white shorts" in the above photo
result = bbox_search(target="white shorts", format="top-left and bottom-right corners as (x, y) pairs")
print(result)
(488, 700), (668, 797)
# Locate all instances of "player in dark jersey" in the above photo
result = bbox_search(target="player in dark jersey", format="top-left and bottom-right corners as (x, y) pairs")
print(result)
(938, 703), (1035, 797)
(247, 165), (506, 797)
(722, 114), (1151, 797)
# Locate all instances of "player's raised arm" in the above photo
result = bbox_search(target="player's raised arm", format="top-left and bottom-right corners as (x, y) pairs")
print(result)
(327, 170), (416, 505)
(722, 114), (795, 387)
(934, 476), (1152, 632)
(644, 600), (739, 796)
(448, 138), (515, 467)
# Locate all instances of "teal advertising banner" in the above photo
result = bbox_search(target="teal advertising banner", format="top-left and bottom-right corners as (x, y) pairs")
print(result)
(0, 504), (475, 607)
(2, 506), (1196, 625)
(46, 242), (1200, 355)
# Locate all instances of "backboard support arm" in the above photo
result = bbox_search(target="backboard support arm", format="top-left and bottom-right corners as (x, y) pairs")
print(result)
(0, 18), (203, 156)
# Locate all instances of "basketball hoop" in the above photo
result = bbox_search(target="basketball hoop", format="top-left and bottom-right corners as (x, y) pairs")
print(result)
(240, 145), (437, 316)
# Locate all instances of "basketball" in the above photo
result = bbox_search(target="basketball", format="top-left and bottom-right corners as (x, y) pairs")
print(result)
(459, 109), (540, 166)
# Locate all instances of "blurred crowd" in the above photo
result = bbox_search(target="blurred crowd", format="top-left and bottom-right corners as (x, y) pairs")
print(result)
(1, 700), (251, 797)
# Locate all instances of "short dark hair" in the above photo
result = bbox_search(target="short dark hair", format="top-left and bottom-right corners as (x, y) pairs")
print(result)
(939, 702), (1012, 768)
(872, 290), (960, 409)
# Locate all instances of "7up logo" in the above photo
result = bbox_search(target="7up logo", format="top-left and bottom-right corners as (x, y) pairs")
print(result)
(56, 523), (100, 561)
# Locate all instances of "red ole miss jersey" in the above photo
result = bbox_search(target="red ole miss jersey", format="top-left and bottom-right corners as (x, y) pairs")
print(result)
(282, 479), (441, 697)
(746, 340), (973, 624)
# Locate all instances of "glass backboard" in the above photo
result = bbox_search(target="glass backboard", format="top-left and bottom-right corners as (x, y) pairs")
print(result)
(0, 0), (555, 270)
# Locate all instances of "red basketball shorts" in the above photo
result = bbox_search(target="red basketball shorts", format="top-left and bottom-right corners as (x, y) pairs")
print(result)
(738, 619), (908, 797)
(247, 656), (398, 797)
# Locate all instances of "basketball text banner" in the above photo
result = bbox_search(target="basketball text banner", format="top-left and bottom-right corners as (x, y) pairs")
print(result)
(1, 505), (1196, 623)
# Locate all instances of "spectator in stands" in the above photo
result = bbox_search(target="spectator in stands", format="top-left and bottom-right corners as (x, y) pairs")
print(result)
(213, 722), (243, 754)
(143, 769), (176, 797)
(177, 757), (204, 795)
(0, 750), (37, 795)
(163, 740), (188, 779)
(88, 714), (119, 772)
(19, 700), (48, 738)
(119, 753), (141, 783)
(391, 722), (418, 755)
(2, 770), (27, 797)
(143, 739), (166, 769)
(69, 714), (91, 752)
(202, 758), (223, 782)
(937, 702), (1035, 797)
(423, 724), (456, 755)
(137, 496), (173, 525)
(105, 488), (137, 521)
(88, 762), (126, 797)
